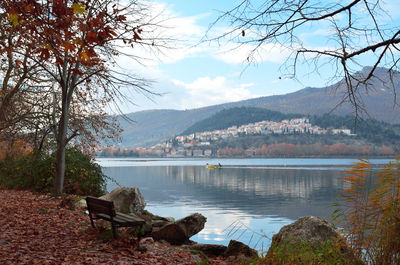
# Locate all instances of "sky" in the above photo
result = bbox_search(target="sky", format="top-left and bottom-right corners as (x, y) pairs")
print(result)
(115, 0), (400, 114)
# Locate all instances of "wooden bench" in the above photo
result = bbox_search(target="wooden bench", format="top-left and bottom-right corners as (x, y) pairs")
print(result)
(86, 196), (145, 239)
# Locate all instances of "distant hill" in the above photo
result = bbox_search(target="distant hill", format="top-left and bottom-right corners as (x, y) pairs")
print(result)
(181, 107), (400, 146)
(118, 67), (400, 148)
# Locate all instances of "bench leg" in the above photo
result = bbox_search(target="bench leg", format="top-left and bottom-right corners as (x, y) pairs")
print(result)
(89, 214), (95, 228)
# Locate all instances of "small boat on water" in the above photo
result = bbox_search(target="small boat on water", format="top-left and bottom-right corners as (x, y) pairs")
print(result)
(206, 163), (222, 169)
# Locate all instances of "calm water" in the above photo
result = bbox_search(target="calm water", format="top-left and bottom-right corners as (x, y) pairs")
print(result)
(96, 158), (392, 251)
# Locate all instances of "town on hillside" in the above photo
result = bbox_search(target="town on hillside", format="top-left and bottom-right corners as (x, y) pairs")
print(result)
(99, 117), (363, 157)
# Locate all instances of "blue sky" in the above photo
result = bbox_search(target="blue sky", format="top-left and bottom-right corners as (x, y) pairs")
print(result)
(116, 0), (400, 114)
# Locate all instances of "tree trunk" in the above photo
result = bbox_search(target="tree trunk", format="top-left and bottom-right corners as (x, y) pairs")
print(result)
(54, 102), (69, 194)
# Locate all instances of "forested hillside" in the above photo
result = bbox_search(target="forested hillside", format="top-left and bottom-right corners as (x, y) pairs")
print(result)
(100, 107), (400, 158)
(181, 107), (400, 146)
(310, 114), (400, 145)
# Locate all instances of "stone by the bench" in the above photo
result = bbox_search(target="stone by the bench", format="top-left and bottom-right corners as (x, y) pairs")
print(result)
(100, 187), (146, 214)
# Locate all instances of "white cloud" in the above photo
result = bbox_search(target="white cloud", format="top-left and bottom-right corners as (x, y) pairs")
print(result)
(213, 43), (292, 64)
(113, 1), (210, 67)
(172, 76), (260, 109)
(117, 2), (295, 67)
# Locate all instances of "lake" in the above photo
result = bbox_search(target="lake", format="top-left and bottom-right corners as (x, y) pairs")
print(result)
(96, 158), (392, 251)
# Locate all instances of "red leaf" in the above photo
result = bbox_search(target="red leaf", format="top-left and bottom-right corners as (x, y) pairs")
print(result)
(133, 32), (142, 42)
(86, 32), (98, 43)
(15, 59), (23, 68)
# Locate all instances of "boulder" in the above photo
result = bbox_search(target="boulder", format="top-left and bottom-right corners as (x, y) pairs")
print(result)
(151, 219), (171, 228)
(152, 213), (206, 245)
(270, 216), (338, 246)
(152, 224), (186, 244)
(131, 210), (175, 236)
(100, 187), (146, 214)
(224, 240), (258, 258)
(138, 210), (174, 228)
(176, 213), (206, 238)
(188, 243), (227, 256)
(268, 216), (363, 264)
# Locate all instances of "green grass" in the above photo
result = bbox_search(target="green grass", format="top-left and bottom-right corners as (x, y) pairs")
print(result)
(249, 238), (363, 265)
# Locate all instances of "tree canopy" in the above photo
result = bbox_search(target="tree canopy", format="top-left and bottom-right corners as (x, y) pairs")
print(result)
(0, 0), (167, 193)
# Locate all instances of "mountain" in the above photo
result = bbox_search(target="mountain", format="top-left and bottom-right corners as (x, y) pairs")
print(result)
(118, 67), (400, 148)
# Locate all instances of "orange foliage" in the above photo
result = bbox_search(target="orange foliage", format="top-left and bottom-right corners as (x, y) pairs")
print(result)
(333, 159), (400, 264)
(378, 146), (395, 156)
(0, 139), (32, 160)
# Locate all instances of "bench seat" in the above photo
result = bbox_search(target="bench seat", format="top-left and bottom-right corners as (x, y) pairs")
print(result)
(86, 196), (145, 238)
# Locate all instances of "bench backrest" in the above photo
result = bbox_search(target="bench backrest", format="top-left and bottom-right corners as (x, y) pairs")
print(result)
(86, 196), (116, 217)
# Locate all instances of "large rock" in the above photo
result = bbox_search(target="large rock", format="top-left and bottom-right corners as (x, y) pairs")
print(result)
(270, 216), (338, 246)
(100, 187), (146, 214)
(187, 243), (227, 256)
(138, 210), (175, 228)
(268, 216), (363, 264)
(152, 213), (206, 245)
(224, 240), (258, 258)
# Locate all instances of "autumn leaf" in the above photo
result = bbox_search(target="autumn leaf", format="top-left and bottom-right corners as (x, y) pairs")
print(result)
(86, 32), (98, 43)
(72, 38), (83, 46)
(71, 3), (86, 15)
(133, 32), (142, 42)
(79, 51), (90, 62)
(117, 15), (126, 21)
(62, 41), (75, 52)
(39, 49), (51, 61)
(15, 60), (23, 68)
(8, 13), (19, 27)
(52, 0), (68, 17)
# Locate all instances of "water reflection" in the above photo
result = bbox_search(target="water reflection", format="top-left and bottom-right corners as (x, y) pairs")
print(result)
(103, 164), (348, 249)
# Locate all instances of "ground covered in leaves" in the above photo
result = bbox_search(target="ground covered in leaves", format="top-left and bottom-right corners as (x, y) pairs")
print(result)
(0, 187), (234, 264)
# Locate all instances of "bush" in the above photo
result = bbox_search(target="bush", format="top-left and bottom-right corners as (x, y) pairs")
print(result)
(332, 159), (400, 265)
(0, 147), (108, 196)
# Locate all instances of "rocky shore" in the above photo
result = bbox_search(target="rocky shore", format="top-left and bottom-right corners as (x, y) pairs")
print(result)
(78, 186), (362, 265)
(0, 186), (362, 264)
(81, 187), (259, 260)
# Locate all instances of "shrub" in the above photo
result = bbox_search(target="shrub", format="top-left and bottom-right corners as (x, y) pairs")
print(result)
(0, 153), (53, 191)
(62, 147), (107, 196)
(332, 159), (400, 265)
(0, 147), (108, 196)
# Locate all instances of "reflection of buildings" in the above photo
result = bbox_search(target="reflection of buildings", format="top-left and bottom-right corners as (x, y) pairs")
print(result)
(166, 166), (345, 199)
(103, 166), (347, 220)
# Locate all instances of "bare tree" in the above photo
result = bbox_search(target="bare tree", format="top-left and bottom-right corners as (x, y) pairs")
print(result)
(207, 0), (400, 117)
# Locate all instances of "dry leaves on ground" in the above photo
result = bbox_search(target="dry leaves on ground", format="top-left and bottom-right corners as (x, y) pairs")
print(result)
(0, 187), (235, 264)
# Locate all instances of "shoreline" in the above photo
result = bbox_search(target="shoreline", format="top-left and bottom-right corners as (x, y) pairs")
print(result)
(95, 156), (395, 169)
